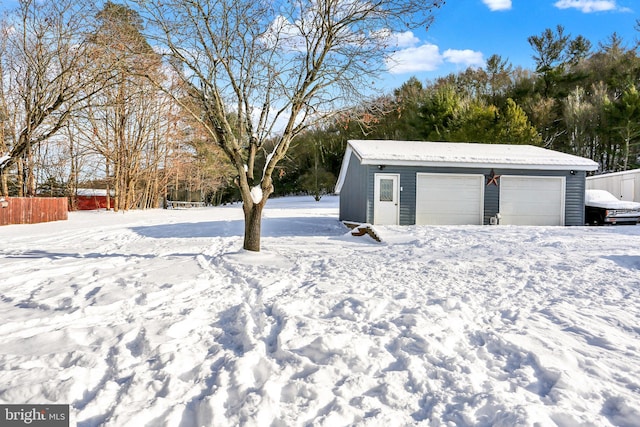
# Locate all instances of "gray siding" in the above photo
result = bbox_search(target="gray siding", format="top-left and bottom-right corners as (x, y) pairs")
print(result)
(339, 154), (368, 223)
(484, 183), (500, 225)
(357, 164), (586, 226)
(565, 170), (587, 226)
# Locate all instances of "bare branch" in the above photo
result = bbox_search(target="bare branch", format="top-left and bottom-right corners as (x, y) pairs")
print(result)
(135, 0), (445, 250)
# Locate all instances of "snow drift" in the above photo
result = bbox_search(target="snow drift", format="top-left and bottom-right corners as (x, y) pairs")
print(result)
(1, 196), (639, 426)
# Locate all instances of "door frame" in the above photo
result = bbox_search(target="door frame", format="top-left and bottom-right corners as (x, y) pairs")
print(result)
(373, 173), (400, 225)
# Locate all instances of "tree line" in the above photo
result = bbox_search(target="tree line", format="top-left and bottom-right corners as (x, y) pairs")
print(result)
(0, 0), (234, 210)
(279, 25), (640, 200)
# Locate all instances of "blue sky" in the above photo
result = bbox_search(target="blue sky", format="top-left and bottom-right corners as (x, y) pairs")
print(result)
(382, 0), (638, 89)
(1, 0), (637, 91)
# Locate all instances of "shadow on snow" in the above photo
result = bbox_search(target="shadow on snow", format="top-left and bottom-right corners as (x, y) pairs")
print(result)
(130, 216), (347, 239)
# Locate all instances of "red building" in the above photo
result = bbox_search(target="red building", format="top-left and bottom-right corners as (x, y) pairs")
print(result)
(75, 189), (110, 210)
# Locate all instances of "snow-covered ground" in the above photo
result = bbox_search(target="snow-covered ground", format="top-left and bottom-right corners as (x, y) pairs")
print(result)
(1, 195), (640, 427)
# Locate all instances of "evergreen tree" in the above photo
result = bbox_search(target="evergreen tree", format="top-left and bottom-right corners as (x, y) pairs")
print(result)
(528, 25), (571, 97)
(606, 85), (640, 170)
(421, 85), (463, 141)
(497, 99), (542, 145)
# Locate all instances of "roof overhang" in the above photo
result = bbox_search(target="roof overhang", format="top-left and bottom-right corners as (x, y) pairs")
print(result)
(334, 146), (353, 194)
(358, 158), (598, 171)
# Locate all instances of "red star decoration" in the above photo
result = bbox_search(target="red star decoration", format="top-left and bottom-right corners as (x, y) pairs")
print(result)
(486, 169), (501, 186)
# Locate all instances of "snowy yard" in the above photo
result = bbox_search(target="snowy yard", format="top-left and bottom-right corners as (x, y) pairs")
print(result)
(1, 195), (640, 426)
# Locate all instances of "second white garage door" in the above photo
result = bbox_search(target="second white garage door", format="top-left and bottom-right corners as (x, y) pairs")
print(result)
(499, 176), (565, 225)
(416, 173), (484, 225)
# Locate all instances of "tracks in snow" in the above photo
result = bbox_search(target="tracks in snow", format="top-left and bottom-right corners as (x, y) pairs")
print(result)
(184, 244), (294, 426)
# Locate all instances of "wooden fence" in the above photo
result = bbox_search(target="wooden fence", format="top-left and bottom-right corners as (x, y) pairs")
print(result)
(0, 197), (68, 226)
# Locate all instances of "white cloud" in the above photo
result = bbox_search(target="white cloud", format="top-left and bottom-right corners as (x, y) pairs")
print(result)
(386, 43), (485, 74)
(443, 49), (485, 68)
(482, 0), (512, 11)
(390, 31), (421, 48)
(553, 0), (619, 13)
(386, 43), (443, 74)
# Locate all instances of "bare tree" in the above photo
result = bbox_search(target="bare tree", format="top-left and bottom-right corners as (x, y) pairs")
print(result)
(0, 18), (12, 196)
(77, 1), (165, 211)
(137, 0), (444, 251)
(0, 0), (110, 195)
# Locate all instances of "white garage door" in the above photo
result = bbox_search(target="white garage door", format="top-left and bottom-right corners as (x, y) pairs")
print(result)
(416, 173), (484, 225)
(500, 176), (565, 225)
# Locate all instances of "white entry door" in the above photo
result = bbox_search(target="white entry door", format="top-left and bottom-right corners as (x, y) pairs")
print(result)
(622, 177), (635, 201)
(374, 174), (399, 225)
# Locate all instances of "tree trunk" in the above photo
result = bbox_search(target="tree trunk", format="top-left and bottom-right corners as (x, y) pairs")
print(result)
(243, 201), (264, 252)
(68, 130), (78, 211)
(26, 149), (36, 196)
(1, 172), (7, 197)
(623, 124), (631, 171)
(106, 160), (112, 211)
(17, 159), (24, 197)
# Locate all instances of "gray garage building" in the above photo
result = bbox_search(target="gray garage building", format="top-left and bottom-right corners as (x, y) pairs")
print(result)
(335, 140), (599, 226)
